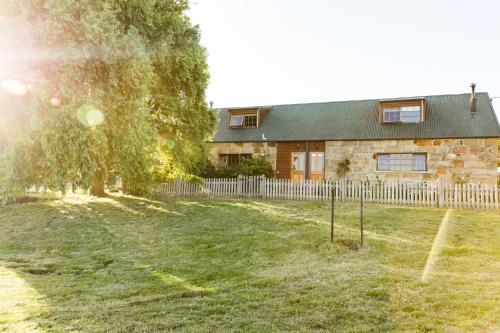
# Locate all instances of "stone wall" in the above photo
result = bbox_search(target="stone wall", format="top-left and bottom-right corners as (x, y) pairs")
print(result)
(325, 138), (498, 184)
(208, 142), (277, 169)
(209, 138), (498, 183)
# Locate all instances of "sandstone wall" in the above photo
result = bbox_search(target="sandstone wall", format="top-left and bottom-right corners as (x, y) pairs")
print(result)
(325, 138), (498, 184)
(208, 142), (277, 169)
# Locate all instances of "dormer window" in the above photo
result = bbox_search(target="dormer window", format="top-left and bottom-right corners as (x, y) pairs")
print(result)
(228, 107), (268, 128)
(383, 105), (422, 123)
(229, 113), (258, 128)
(379, 98), (425, 124)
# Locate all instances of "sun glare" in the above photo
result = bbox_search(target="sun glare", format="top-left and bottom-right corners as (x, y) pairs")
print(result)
(421, 208), (453, 282)
(0, 79), (27, 96)
(50, 97), (61, 107)
(76, 104), (104, 127)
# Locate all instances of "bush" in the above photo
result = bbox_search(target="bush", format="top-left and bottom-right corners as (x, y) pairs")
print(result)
(237, 156), (274, 178)
(336, 158), (351, 178)
(189, 156), (274, 179)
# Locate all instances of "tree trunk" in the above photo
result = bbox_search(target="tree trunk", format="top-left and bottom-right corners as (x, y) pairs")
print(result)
(90, 170), (106, 197)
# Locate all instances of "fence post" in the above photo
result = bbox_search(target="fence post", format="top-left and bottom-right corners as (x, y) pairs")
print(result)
(260, 175), (266, 199)
(341, 178), (345, 202)
(175, 177), (181, 197)
(437, 180), (443, 208)
(236, 175), (241, 197)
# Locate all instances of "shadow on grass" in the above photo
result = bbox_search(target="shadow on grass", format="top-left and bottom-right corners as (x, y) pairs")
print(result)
(0, 194), (401, 332)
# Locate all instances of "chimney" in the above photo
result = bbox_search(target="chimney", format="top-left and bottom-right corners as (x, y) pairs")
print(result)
(470, 83), (477, 113)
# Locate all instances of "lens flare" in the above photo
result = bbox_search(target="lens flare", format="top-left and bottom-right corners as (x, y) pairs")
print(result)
(421, 208), (453, 282)
(76, 105), (104, 127)
(0, 79), (28, 95)
(164, 139), (176, 150)
(50, 97), (61, 107)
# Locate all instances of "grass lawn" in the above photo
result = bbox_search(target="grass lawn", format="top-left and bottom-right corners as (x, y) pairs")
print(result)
(0, 194), (499, 332)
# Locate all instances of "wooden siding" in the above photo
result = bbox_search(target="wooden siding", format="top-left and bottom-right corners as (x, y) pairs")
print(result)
(276, 141), (325, 179)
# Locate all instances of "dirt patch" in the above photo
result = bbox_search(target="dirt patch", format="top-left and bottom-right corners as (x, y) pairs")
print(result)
(336, 238), (361, 250)
(24, 267), (55, 275)
(23, 263), (57, 275)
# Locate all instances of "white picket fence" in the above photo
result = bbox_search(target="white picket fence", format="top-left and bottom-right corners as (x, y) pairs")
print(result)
(154, 176), (500, 209)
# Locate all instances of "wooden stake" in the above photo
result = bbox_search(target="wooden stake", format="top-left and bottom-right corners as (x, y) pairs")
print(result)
(360, 182), (364, 248)
(331, 186), (335, 242)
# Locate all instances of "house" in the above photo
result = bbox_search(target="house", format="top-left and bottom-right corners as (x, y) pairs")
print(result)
(208, 85), (500, 184)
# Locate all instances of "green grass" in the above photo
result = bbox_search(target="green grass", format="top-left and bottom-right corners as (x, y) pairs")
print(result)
(0, 194), (499, 332)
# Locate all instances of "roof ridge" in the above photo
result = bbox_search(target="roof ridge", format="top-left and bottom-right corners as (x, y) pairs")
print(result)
(219, 92), (489, 110)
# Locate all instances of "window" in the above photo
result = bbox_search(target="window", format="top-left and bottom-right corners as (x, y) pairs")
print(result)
(310, 152), (325, 180)
(229, 113), (258, 128)
(413, 154), (426, 170)
(291, 152), (305, 180)
(229, 115), (244, 127)
(243, 114), (258, 127)
(243, 114), (257, 127)
(400, 106), (421, 123)
(218, 154), (251, 167)
(383, 105), (421, 123)
(377, 153), (426, 171)
(383, 108), (400, 122)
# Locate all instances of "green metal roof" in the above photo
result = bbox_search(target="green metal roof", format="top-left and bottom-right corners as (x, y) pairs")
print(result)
(212, 93), (500, 142)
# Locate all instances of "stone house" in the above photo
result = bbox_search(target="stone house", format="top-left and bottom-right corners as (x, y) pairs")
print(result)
(208, 86), (500, 184)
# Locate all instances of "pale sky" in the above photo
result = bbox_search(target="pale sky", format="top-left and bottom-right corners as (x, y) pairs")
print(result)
(188, 0), (500, 119)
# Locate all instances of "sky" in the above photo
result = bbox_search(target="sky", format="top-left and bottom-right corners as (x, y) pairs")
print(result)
(188, 0), (500, 119)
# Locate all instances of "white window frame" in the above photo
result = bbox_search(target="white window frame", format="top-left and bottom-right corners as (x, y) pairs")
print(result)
(377, 153), (427, 171)
(383, 105), (422, 123)
(383, 107), (400, 122)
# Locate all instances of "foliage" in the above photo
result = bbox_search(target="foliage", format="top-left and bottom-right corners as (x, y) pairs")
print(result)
(153, 159), (204, 185)
(190, 155), (275, 178)
(184, 158), (218, 178)
(452, 172), (471, 185)
(235, 155), (275, 178)
(0, 0), (214, 199)
(336, 158), (351, 178)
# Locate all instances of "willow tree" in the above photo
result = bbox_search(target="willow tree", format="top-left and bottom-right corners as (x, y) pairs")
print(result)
(0, 0), (215, 197)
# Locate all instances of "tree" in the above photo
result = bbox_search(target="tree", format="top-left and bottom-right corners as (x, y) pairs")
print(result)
(0, 0), (215, 198)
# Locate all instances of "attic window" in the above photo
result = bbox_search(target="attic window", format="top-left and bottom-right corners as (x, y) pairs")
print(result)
(229, 114), (244, 127)
(229, 112), (258, 128)
(243, 114), (258, 127)
(383, 105), (422, 123)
